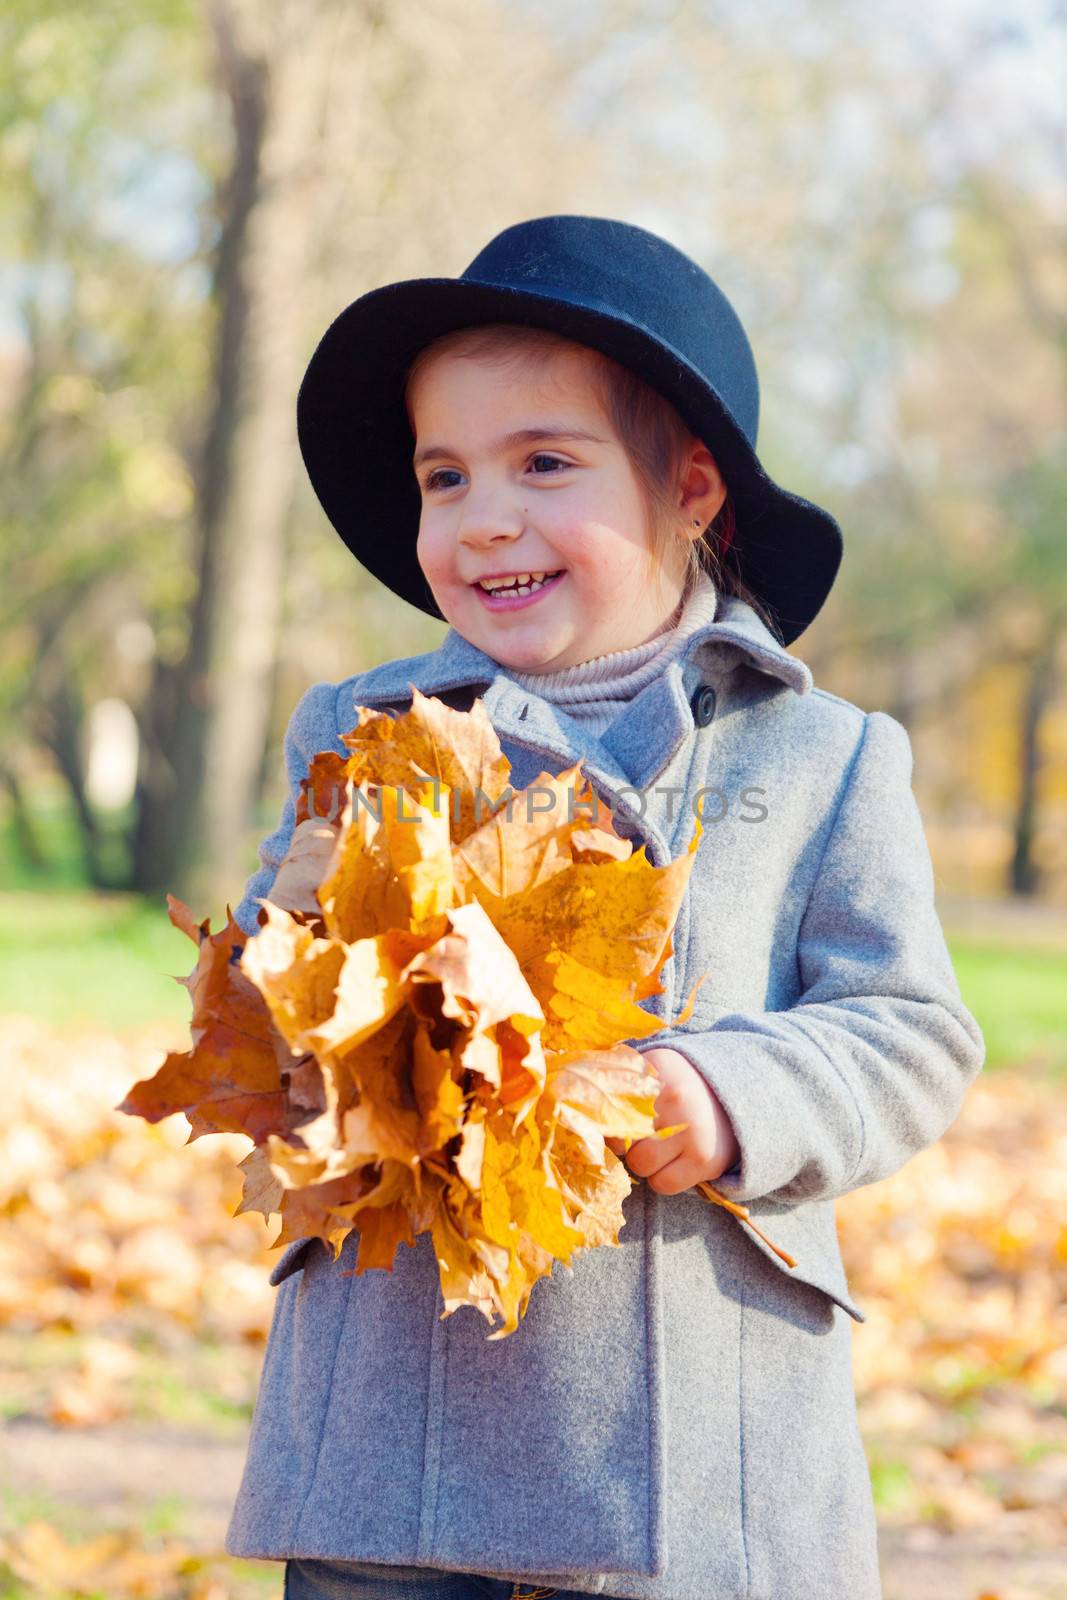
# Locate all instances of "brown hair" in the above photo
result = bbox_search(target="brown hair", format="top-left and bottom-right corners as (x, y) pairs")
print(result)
(403, 322), (780, 637)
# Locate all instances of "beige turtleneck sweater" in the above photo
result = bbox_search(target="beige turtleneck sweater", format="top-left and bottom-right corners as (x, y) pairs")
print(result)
(504, 566), (719, 736)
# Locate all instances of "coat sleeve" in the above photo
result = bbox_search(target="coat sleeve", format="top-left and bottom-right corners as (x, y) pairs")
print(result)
(231, 680), (341, 940)
(640, 709), (986, 1207)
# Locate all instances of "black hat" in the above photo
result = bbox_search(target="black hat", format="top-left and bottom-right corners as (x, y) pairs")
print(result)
(296, 214), (843, 646)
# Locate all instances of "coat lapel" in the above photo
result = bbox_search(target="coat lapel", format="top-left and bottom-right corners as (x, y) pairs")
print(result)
(348, 595), (813, 794)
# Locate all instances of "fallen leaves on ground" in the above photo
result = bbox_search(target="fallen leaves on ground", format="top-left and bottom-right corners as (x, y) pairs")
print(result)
(0, 1015), (273, 1436)
(2, 1016), (1066, 1591)
(838, 1067), (1067, 1550)
(0, 1519), (229, 1599)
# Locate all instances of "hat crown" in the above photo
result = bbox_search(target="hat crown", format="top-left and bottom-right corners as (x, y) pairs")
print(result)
(461, 214), (760, 448)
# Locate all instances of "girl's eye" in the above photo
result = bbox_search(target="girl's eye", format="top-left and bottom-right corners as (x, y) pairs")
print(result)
(421, 453), (571, 493)
(422, 467), (461, 492)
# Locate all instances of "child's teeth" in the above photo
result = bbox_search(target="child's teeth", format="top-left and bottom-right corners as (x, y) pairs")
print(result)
(480, 570), (559, 595)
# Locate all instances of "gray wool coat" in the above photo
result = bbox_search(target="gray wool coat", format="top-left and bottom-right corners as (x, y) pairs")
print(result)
(224, 594), (985, 1600)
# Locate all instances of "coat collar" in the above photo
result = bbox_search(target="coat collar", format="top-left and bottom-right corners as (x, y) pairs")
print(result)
(349, 596), (813, 798)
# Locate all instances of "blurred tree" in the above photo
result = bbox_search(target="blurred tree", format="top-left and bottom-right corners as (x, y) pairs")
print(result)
(136, 0), (603, 903)
(0, 0), (602, 901)
(132, 0), (375, 898)
(994, 446), (1067, 894)
(972, 165), (1067, 896)
(3, 0), (1065, 906)
(0, 0), (207, 887)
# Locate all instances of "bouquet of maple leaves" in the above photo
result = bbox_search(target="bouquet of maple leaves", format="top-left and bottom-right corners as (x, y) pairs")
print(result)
(119, 689), (790, 1338)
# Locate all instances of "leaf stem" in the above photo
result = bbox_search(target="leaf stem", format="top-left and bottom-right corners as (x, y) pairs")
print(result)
(695, 1180), (797, 1268)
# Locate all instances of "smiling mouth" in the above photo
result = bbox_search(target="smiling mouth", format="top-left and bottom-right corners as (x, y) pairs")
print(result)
(474, 570), (564, 596)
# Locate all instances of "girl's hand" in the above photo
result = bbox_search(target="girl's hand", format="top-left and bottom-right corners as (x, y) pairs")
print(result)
(605, 1047), (741, 1195)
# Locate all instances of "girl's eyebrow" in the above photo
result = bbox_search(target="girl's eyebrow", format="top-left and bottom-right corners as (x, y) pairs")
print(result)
(413, 425), (607, 469)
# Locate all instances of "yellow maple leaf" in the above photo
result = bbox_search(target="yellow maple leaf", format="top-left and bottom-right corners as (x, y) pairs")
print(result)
(121, 686), (792, 1335)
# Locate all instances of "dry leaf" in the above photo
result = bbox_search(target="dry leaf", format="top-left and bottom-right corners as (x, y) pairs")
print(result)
(119, 688), (789, 1335)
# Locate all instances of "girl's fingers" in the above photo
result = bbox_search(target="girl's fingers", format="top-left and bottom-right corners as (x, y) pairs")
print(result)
(606, 1133), (725, 1196)
(642, 1151), (706, 1196)
(617, 1127), (688, 1177)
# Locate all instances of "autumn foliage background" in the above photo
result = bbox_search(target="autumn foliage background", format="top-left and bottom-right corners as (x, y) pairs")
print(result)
(2, 2), (1067, 1598)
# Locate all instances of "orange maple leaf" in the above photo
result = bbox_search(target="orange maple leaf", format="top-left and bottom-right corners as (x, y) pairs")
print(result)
(120, 688), (792, 1336)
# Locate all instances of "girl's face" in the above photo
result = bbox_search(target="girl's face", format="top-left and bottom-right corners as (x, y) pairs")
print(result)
(409, 344), (693, 673)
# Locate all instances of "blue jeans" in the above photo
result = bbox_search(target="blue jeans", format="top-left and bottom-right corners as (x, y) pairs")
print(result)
(283, 1557), (604, 1599)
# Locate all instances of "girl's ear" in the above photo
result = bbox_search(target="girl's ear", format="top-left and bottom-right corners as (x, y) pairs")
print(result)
(677, 440), (727, 532)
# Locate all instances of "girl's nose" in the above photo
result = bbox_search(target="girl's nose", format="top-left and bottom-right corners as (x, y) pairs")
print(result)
(456, 491), (525, 548)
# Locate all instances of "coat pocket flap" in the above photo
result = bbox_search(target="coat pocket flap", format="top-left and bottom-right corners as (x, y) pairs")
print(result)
(731, 1202), (866, 1323)
(662, 994), (866, 1322)
(268, 1236), (319, 1286)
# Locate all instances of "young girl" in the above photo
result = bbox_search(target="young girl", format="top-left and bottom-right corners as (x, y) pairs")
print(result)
(224, 215), (985, 1600)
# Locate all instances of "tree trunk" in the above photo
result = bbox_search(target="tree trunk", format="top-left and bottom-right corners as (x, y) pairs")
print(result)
(34, 679), (105, 887)
(131, 0), (268, 899)
(190, 7), (350, 907)
(1009, 616), (1062, 897)
(0, 764), (46, 872)
(130, 0), (378, 907)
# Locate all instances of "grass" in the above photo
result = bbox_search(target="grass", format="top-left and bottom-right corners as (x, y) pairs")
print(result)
(0, 782), (132, 894)
(0, 890), (195, 1029)
(129, 1352), (257, 1434)
(0, 782), (259, 1028)
(867, 1454), (916, 1513)
(0, 887), (1063, 1076)
(947, 936), (1067, 1072)
(0, 1329), (259, 1437)
(1, 785), (1064, 1061)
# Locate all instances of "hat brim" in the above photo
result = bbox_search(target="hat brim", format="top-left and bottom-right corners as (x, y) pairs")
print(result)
(296, 277), (842, 647)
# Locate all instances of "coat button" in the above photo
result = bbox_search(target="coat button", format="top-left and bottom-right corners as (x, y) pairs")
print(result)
(691, 683), (716, 726)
